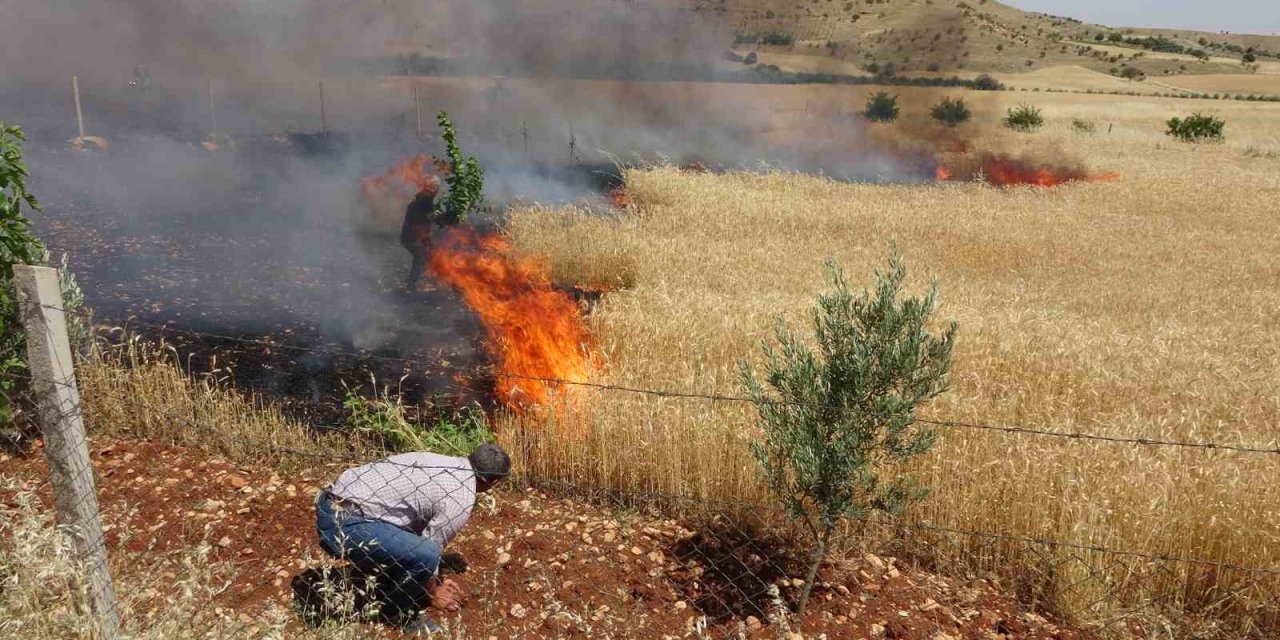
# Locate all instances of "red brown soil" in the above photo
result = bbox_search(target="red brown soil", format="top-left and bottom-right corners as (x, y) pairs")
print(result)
(0, 438), (1079, 640)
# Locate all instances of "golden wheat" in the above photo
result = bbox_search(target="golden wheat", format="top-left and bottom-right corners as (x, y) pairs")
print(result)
(77, 335), (371, 470)
(503, 97), (1280, 634)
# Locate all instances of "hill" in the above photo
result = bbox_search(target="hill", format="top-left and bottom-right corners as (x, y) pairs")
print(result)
(698, 0), (1280, 79)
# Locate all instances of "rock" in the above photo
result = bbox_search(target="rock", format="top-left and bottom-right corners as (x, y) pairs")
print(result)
(920, 598), (941, 612)
(865, 554), (887, 570)
(674, 601), (687, 610)
(930, 633), (957, 640)
(745, 616), (762, 631)
(870, 623), (886, 637)
(509, 603), (527, 619)
(224, 474), (248, 489)
(496, 553), (511, 567)
(217, 536), (232, 548)
(784, 633), (803, 640)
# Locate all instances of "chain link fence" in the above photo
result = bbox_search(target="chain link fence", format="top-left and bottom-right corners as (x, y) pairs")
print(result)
(3, 265), (1279, 639)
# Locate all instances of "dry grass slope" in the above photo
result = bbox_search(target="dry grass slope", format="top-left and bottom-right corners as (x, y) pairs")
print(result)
(708, 0), (1276, 77)
(504, 97), (1280, 634)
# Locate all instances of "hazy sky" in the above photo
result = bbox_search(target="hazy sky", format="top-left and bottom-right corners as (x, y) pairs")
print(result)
(1005, 1), (1280, 35)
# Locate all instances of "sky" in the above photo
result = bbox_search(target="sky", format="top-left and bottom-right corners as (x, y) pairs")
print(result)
(1005, 1), (1280, 35)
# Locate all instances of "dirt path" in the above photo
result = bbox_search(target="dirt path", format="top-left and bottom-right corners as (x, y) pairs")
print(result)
(1, 438), (1079, 639)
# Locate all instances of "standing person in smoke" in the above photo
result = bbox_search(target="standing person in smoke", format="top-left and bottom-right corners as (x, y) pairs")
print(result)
(401, 176), (441, 290)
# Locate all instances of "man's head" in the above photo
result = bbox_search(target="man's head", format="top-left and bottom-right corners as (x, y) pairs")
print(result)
(468, 443), (510, 493)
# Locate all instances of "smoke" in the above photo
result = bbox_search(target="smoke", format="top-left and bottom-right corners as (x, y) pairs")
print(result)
(0, 0), (946, 394)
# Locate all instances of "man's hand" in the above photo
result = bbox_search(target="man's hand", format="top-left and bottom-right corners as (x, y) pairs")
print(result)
(426, 577), (466, 612)
(440, 552), (468, 574)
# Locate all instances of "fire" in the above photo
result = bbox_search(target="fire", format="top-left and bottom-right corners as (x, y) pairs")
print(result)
(360, 155), (444, 230)
(935, 152), (1120, 187)
(607, 186), (630, 208)
(428, 229), (595, 412)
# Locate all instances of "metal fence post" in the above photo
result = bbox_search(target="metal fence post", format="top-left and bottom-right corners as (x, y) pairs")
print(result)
(14, 264), (122, 639)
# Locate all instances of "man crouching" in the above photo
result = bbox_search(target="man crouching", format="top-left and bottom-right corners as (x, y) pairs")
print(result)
(313, 443), (510, 635)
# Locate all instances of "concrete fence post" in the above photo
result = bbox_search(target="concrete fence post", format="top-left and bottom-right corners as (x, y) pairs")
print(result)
(14, 264), (122, 639)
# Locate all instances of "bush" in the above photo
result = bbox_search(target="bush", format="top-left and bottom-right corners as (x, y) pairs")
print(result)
(1004, 104), (1044, 132)
(1119, 66), (1146, 81)
(930, 97), (971, 127)
(1071, 117), (1097, 133)
(345, 388), (493, 456)
(1, 124), (46, 425)
(760, 32), (795, 46)
(435, 111), (484, 226)
(972, 73), (1004, 91)
(862, 92), (900, 122)
(0, 123), (86, 440)
(1166, 113), (1225, 142)
(741, 254), (956, 615)
(744, 51), (758, 65)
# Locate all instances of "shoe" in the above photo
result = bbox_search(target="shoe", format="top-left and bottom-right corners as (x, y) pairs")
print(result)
(398, 612), (442, 636)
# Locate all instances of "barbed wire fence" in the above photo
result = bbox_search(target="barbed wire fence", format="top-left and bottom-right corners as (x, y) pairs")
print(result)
(4, 267), (1279, 638)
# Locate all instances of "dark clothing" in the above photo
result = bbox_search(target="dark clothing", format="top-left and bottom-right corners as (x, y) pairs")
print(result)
(401, 193), (436, 288)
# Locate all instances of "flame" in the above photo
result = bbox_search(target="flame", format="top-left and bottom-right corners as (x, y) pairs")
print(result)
(935, 152), (1120, 187)
(607, 186), (630, 208)
(428, 229), (595, 412)
(360, 155), (443, 230)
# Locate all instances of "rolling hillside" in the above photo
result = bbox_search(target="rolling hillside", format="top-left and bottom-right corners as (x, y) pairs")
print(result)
(696, 0), (1280, 78)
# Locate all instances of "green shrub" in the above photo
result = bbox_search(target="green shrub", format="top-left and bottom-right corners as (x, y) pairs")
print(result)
(0, 123), (88, 430)
(435, 110), (484, 226)
(972, 73), (1004, 91)
(0, 123), (42, 425)
(1004, 104), (1044, 132)
(1166, 113), (1225, 142)
(344, 388), (493, 456)
(1071, 117), (1097, 134)
(741, 254), (956, 615)
(930, 97), (971, 127)
(1120, 66), (1146, 81)
(862, 92), (900, 123)
(760, 32), (795, 46)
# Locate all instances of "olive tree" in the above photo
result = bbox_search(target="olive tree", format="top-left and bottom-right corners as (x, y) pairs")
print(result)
(740, 252), (956, 615)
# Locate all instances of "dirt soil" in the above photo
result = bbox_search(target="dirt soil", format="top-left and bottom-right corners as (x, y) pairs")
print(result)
(0, 438), (1080, 640)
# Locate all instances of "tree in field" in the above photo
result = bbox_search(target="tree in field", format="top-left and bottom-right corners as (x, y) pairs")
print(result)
(862, 92), (900, 123)
(930, 96), (971, 127)
(1119, 66), (1146, 81)
(740, 253), (957, 616)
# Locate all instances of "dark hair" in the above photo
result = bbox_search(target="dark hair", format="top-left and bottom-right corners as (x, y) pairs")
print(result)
(469, 443), (510, 483)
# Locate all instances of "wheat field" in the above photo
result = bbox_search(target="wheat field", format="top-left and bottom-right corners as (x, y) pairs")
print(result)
(501, 93), (1280, 634)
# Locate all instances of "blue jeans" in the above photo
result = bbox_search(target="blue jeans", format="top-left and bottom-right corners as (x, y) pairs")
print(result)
(315, 492), (442, 620)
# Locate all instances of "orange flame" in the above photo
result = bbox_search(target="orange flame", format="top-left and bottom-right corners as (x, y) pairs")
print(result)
(935, 152), (1120, 187)
(607, 186), (630, 208)
(427, 229), (595, 412)
(360, 155), (443, 230)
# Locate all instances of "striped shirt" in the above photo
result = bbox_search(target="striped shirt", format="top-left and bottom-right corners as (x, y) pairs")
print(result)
(327, 452), (476, 548)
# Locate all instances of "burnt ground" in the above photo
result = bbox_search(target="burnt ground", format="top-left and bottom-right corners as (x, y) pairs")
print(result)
(23, 139), (622, 426)
(0, 437), (1081, 640)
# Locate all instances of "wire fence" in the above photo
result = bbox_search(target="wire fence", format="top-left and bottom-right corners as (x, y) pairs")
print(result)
(3, 274), (1279, 639)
